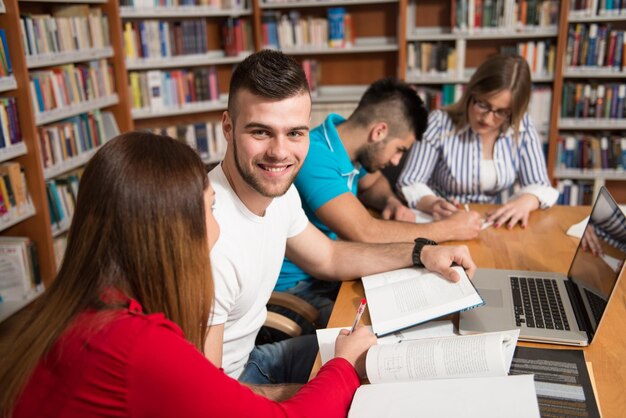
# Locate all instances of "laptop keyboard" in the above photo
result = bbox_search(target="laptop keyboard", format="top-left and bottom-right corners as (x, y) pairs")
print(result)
(510, 277), (570, 330)
(584, 289), (606, 323)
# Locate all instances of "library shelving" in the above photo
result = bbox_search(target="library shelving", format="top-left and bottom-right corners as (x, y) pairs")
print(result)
(547, 0), (626, 205)
(0, 0), (132, 310)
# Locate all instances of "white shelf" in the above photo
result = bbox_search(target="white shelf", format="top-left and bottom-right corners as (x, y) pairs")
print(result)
(43, 147), (99, 180)
(568, 12), (626, 23)
(563, 67), (626, 78)
(26, 47), (114, 69)
(261, 0), (398, 9)
(554, 168), (626, 181)
(120, 6), (251, 18)
(126, 51), (251, 70)
(35, 94), (119, 126)
(0, 287), (44, 324)
(0, 203), (36, 233)
(559, 118), (626, 130)
(132, 100), (228, 120)
(281, 37), (397, 55)
(408, 26), (558, 41)
(406, 68), (553, 85)
(0, 75), (17, 93)
(311, 85), (367, 103)
(0, 142), (28, 163)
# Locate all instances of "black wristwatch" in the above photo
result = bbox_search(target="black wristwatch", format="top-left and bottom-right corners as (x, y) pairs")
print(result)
(412, 238), (438, 268)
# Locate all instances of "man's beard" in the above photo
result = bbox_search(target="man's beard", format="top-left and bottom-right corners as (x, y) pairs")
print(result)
(356, 141), (385, 174)
(232, 138), (299, 198)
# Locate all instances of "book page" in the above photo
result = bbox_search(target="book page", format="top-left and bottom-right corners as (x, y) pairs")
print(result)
(366, 330), (519, 384)
(316, 321), (455, 365)
(362, 266), (483, 335)
(348, 375), (540, 418)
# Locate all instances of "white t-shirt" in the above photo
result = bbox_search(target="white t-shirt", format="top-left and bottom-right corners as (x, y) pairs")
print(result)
(208, 165), (309, 379)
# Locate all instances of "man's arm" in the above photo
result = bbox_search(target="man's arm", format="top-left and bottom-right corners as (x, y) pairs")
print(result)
(357, 172), (415, 222)
(286, 223), (476, 282)
(315, 191), (482, 243)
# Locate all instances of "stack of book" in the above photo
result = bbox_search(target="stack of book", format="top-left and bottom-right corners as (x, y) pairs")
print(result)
(148, 121), (227, 164)
(20, 6), (111, 57)
(121, 0), (247, 9)
(0, 29), (11, 77)
(46, 171), (81, 234)
(501, 40), (556, 76)
(452, 0), (559, 33)
(416, 85), (464, 110)
(0, 98), (22, 151)
(129, 67), (220, 111)
(0, 162), (32, 225)
(124, 19), (209, 59)
(407, 42), (457, 76)
(556, 180), (594, 205)
(222, 17), (254, 57)
(561, 82), (626, 120)
(556, 134), (626, 171)
(29, 60), (115, 115)
(0, 237), (43, 303)
(566, 23), (626, 71)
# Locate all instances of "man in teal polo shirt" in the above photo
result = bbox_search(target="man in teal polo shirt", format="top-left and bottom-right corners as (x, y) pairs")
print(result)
(276, 78), (483, 328)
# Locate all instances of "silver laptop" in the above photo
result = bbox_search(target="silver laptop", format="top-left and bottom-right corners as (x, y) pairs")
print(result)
(460, 187), (626, 346)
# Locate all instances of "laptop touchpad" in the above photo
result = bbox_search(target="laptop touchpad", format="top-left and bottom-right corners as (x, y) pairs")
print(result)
(478, 289), (504, 307)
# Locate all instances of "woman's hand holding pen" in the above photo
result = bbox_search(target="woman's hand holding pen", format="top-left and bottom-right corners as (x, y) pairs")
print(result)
(335, 327), (377, 377)
(420, 195), (459, 220)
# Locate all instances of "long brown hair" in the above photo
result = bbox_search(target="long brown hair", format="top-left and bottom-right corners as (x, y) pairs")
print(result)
(0, 132), (213, 416)
(445, 54), (531, 140)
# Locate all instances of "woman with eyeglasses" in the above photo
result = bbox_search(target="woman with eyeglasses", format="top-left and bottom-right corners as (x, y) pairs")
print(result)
(397, 54), (558, 229)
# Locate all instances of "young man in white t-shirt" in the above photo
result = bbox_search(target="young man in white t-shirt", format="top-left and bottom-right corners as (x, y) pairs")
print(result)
(205, 50), (477, 400)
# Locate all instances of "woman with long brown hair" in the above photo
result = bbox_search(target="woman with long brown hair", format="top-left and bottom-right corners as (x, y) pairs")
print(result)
(0, 132), (375, 418)
(398, 54), (558, 229)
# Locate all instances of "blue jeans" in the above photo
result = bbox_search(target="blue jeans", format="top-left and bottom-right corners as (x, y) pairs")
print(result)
(238, 334), (318, 384)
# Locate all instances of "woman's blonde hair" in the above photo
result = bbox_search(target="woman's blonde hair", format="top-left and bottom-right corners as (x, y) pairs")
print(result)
(445, 54), (531, 139)
(0, 132), (213, 416)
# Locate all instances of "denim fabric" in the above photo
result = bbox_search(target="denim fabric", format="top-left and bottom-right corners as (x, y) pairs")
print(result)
(238, 334), (318, 384)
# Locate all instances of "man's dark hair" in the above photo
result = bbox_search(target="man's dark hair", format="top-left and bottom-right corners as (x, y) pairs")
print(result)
(351, 77), (427, 141)
(228, 49), (309, 119)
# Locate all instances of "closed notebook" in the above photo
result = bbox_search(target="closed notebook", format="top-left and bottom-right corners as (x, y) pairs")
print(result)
(362, 266), (483, 336)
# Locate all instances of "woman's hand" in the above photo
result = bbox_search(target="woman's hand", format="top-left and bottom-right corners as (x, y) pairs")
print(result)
(334, 326), (377, 377)
(486, 194), (540, 229)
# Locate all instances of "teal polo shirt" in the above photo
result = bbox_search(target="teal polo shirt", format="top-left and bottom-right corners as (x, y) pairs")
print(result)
(276, 113), (367, 291)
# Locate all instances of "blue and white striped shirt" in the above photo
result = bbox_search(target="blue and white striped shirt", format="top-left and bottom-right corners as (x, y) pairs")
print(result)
(397, 110), (559, 208)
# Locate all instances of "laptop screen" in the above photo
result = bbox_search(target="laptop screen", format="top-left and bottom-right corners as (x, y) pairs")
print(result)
(568, 187), (626, 333)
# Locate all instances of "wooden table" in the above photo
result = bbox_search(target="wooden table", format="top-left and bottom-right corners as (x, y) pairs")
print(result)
(312, 205), (626, 418)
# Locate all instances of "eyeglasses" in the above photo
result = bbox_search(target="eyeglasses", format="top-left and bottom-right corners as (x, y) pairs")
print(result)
(471, 96), (511, 122)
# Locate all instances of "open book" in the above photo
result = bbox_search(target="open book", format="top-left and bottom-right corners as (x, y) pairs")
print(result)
(362, 266), (483, 336)
(317, 327), (538, 417)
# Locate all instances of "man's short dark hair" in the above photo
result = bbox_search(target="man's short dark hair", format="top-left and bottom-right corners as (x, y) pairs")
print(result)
(228, 49), (310, 119)
(351, 77), (427, 141)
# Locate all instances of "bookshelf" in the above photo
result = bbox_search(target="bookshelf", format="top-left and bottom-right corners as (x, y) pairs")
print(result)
(0, 0), (131, 303)
(547, 0), (626, 205)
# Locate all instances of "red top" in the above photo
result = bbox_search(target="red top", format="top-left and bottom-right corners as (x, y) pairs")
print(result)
(13, 300), (360, 418)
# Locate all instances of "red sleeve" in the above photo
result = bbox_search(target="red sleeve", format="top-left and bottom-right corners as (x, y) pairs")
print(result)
(127, 320), (360, 418)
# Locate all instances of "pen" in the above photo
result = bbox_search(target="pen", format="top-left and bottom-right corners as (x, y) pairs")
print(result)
(350, 298), (367, 333)
(464, 203), (470, 212)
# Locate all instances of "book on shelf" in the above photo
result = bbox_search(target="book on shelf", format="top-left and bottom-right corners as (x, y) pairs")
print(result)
(0, 237), (43, 303)
(0, 98), (23, 151)
(416, 85), (464, 110)
(0, 162), (31, 222)
(362, 266), (484, 336)
(148, 120), (227, 163)
(129, 67), (220, 111)
(556, 134), (626, 171)
(46, 171), (81, 232)
(0, 29), (12, 77)
(452, 0), (559, 33)
(501, 39), (556, 76)
(20, 6), (110, 58)
(120, 0), (248, 10)
(222, 17), (253, 57)
(556, 179), (595, 205)
(407, 41), (457, 77)
(561, 81), (626, 120)
(29, 60), (115, 115)
(566, 23), (626, 71)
